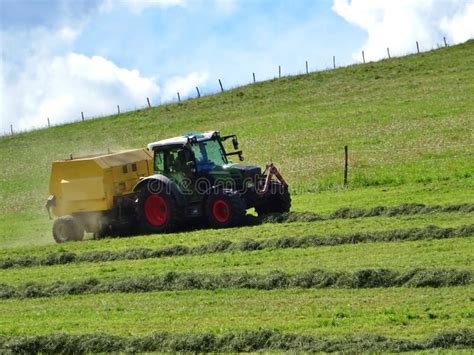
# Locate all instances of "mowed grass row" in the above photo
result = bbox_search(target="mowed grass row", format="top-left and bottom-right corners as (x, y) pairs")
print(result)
(2, 224), (472, 270)
(0, 288), (471, 339)
(2, 329), (473, 353)
(2, 268), (471, 300)
(1, 210), (472, 260)
(1, 237), (471, 287)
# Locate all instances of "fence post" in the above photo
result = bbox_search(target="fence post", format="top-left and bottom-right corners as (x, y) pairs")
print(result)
(443, 37), (448, 47)
(252, 72), (256, 83)
(278, 65), (281, 78)
(416, 41), (420, 53)
(10, 124), (13, 135)
(218, 79), (224, 93)
(344, 145), (348, 186)
(81, 112), (84, 121)
(47, 117), (50, 128)
(117, 105), (120, 114)
(333, 55), (336, 69)
(305, 60), (308, 74)
(196, 86), (201, 98)
(147, 97), (151, 108)
(362, 50), (365, 64)
(177, 92), (181, 102)
(387, 47), (391, 59)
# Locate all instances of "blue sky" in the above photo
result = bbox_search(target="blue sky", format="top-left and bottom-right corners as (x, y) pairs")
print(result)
(1, 0), (473, 133)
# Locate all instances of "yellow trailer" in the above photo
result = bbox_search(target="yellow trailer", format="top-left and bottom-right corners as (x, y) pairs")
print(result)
(46, 149), (153, 242)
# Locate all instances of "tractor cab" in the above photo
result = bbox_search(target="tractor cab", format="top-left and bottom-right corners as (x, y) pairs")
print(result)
(147, 131), (251, 189)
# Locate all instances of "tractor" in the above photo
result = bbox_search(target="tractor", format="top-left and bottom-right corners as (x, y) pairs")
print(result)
(46, 131), (290, 242)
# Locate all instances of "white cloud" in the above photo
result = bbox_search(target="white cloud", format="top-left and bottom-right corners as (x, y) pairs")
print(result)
(162, 72), (209, 102)
(332, 0), (474, 61)
(0, 25), (211, 133)
(441, 2), (474, 43)
(2, 52), (160, 132)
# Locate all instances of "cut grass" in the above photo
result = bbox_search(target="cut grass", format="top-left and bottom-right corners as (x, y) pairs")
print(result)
(1, 211), (472, 260)
(1, 329), (473, 353)
(2, 224), (472, 270)
(1, 237), (472, 287)
(0, 288), (471, 338)
(1, 268), (471, 300)
(262, 203), (474, 223)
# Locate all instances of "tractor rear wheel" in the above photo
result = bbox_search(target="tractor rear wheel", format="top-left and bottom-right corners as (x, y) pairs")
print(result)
(52, 215), (84, 243)
(255, 181), (291, 216)
(137, 189), (181, 233)
(206, 192), (246, 228)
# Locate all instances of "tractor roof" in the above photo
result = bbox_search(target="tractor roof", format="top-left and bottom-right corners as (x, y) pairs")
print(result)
(147, 131), (218, 151)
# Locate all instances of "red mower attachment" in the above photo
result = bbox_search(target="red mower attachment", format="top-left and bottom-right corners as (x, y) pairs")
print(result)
(257, 163), (288, 195)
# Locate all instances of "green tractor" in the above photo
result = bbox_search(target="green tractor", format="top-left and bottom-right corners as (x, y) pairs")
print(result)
(135, 131), (291, 232)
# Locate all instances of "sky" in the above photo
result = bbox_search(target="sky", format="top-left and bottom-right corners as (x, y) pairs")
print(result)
(1, 0), (473, 134)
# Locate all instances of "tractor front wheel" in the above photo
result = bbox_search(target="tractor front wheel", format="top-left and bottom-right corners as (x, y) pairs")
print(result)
(137, 189), (181, 233)
(52, 215), (84, 243)
(206, 192), (246, 228)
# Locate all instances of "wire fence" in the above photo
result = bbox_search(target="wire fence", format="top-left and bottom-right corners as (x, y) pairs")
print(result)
(1, 37), (455, 137)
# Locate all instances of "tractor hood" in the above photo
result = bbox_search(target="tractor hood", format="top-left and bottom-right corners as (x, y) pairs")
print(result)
(228, 164), (261, 177)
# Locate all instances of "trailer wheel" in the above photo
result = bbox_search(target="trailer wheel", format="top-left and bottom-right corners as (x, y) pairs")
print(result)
(52, 215), (84, 243)
(255, 182), (291, 216)
(138, 189), (181, 233)
(206, 192), (246, 228)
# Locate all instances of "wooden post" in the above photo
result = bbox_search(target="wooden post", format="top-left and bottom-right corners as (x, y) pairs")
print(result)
(278, 65), (281, 78)
(362, 50), (365, 64)
(252, 72), (256, 83)
(81, 111), (84, 121)
(147, 97), (151, 108)
(333, 55), (336, 69)
(305, 60), (308, 74)
(443, 37), (448, 47)
(344, 145), (348, 186)
(10, 124), (13, 135)
(196, 86), (200, 98)
(416, 41), (420, 53)
(387, 47), (391, 59)
(218, 79), (224, 93)
(47, 117), (50, 128)
(177, 92), (181, 102)
(117, 105), (120, 114)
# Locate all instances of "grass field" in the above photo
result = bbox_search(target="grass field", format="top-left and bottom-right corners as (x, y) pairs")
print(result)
(0, 40), (473, 352)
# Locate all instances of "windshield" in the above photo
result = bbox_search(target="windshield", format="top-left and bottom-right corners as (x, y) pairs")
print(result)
(191, 139), (227, 168)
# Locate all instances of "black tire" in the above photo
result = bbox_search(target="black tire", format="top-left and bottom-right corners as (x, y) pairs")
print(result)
(137, 188), (182, 233)
(206, 191), (246, 228)
(255, 181), (291, 216)
(52, 215), (84, 243)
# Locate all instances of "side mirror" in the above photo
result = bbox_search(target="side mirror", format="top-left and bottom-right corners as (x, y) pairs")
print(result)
(232, 137), (239, 150)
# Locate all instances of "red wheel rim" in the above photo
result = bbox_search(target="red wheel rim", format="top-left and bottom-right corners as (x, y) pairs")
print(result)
(212, 199), (230, 223)
(144, 195), (168, 226)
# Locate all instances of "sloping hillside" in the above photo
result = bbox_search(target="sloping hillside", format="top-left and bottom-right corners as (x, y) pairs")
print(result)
(0, 40), (473, 352)
(1, 40), (473, 246)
